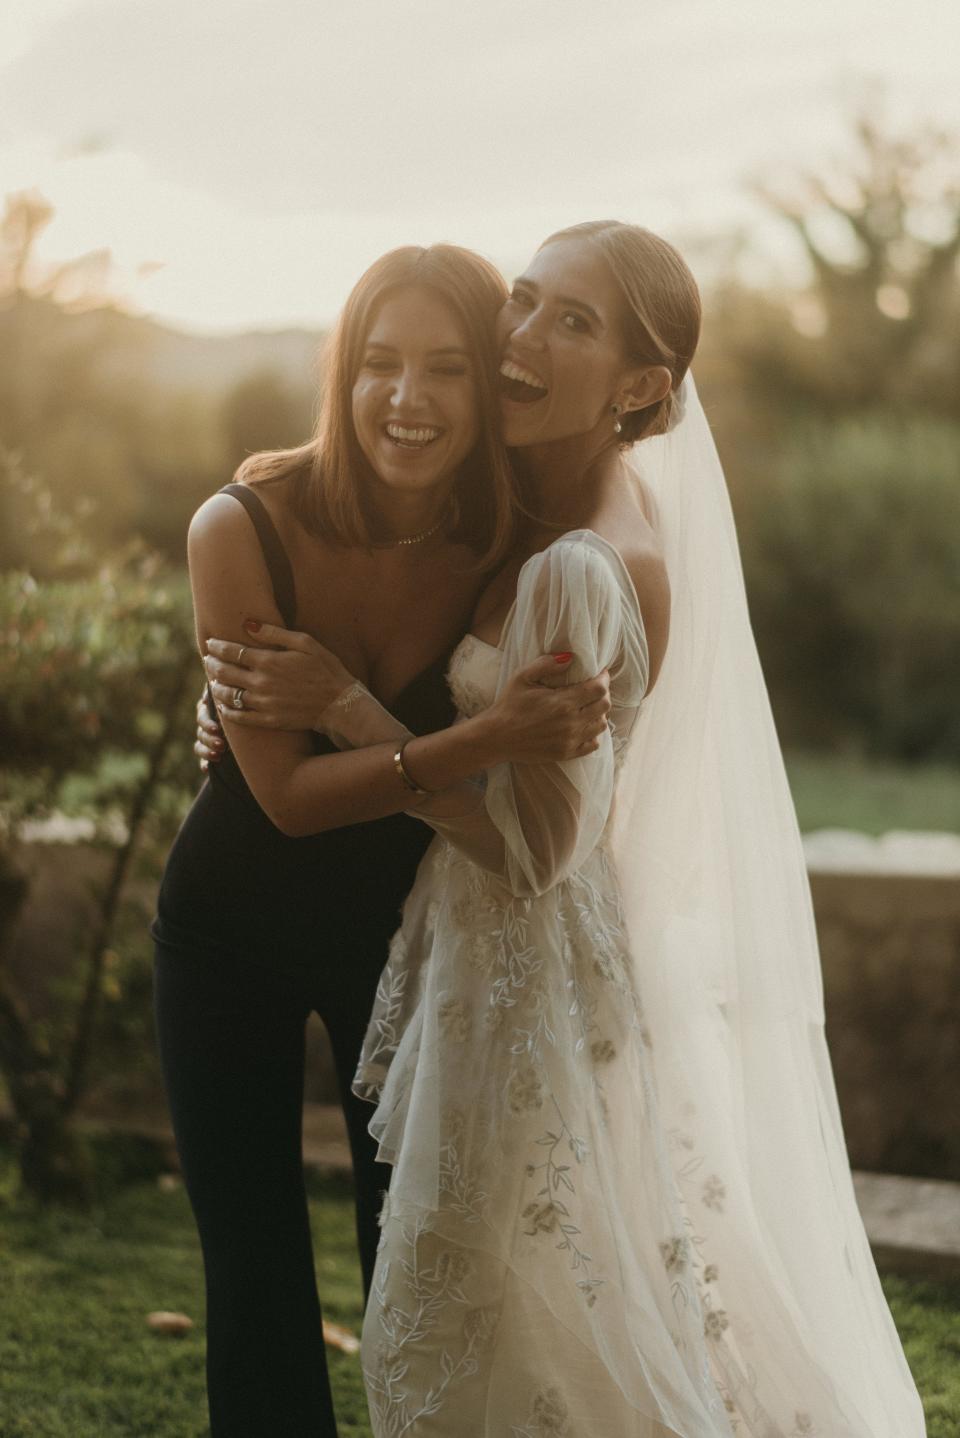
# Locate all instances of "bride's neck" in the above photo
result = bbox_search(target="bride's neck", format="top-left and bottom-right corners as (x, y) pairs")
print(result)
(520, 432), (620, 536)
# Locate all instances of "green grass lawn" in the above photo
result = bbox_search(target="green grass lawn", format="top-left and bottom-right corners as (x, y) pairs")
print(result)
(0, 1166), (371, 1438)
(784, 749), (960, 836)
(1, 1163), (958, 1437)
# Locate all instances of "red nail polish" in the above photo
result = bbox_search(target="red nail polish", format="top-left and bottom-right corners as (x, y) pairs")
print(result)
(244, 619), (261, 633)
(554, 652), (573, 664)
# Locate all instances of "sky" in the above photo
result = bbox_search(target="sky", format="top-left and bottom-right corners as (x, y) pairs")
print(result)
(1, 0), (958, 334)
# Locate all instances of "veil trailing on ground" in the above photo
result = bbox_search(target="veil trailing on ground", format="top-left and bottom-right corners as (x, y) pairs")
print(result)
(612, 376), (926, 1435)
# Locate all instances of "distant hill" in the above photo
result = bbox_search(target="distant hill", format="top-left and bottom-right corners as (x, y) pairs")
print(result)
(0, 294), (326, 399)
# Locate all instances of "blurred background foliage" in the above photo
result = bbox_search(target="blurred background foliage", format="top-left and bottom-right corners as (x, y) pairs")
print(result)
(0, 107), (958, 1200)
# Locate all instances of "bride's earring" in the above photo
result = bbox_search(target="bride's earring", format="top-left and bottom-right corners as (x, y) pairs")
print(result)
(611, 402), (623, 436)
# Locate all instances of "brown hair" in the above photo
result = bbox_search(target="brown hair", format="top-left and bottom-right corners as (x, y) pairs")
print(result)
(236, 245), (516, 567)
(540, 220), (701, 443)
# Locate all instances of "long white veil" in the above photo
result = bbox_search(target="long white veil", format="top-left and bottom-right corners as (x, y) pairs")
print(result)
(613, 376), (926, 1435)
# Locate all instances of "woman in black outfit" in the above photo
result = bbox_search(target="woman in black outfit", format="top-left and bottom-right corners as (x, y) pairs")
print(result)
(153, 244), (609, 1438)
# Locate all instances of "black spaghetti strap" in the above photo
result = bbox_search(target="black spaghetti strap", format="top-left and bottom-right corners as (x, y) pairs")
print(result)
(219, 483), (297, 628)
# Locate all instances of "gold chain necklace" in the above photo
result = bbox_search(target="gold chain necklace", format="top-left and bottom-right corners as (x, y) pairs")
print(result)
(385, 514), (446, 548)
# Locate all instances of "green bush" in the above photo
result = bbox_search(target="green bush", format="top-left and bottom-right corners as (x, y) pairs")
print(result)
(741, 414), (960, 760)
(0, 555), (197, 805)
(0, 555), (200, 1201)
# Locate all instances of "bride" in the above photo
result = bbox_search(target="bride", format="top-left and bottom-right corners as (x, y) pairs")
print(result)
(207, 222), (926, 1435)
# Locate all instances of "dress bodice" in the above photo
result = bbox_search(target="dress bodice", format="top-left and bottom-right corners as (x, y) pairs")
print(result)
(445, 633), (504, 719)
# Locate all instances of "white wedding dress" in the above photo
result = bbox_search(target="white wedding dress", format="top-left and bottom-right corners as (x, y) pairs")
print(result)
(319, 385), (926, 1437)
(355, 532), (742, 1437)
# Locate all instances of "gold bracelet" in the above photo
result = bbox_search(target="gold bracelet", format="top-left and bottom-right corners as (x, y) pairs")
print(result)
(393, 741), (431, 797)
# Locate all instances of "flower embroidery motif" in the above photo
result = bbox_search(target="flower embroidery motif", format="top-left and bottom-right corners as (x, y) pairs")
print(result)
(590, 1037), (616, 1064)
(433, 1249), (472, 1285)
(462, 1305), (498, 1347)
(466, 930), (500, 977)
(522, 1199), (561, 1235)
(437, 994), (470, 1043)
(512, 1385), (571, 1436)
(438, 1114), (488, 1224)
(522, 1105), (605, 1306)
(704, 1307), (730, 1340)
(701, 1173), (727, 1211)
(508, 1063), (544, 1115)
(356, 954), (408, 1088)
(365, 1217), (495, 1437)
(659, 1235), (691, 1274)
(533, 1387), (570, 1432)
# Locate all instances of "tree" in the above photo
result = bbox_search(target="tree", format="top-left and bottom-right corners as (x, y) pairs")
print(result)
(221, 367), (314, 474)
(749, 106), (960, 416)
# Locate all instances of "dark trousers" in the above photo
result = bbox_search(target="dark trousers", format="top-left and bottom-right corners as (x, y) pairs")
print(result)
(153, 943), (391, 1438)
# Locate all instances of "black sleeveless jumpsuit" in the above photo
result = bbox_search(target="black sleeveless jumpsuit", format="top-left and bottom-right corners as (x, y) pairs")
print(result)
(152, 485), (455, 1437)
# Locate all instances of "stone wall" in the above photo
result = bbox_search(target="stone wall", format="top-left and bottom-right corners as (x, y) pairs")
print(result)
(810, 864), (960, 1181)
(5, 832), (960, 1180)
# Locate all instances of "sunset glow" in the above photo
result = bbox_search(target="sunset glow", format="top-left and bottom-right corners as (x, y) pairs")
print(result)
(2, 0), (958, 332)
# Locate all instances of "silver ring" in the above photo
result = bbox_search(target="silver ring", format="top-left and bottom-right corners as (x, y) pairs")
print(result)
(232, 687), (246, 711)
(237, 646), (247, 666)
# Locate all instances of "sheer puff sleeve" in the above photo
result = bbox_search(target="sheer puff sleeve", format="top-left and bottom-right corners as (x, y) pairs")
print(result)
(469, 533), (648, 897)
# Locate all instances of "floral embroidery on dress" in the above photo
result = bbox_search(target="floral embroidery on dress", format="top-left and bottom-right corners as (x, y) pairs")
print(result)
(522, 1199), (562, 1235)
(507, 1063), (545, 1115)
(437, 993), (470, 1042)
(704, 1307), (731, 1340)
(446, 634), (502, 719)
(701, 1174), (727, 1212)
(466, 930), (501, 977)
(357, 942), (409, 1086)
(660, 1235), (692, 1274)
(512, 1386), (571, 1436)
(438, 1108), (488, 1224)
(365, 1215), (497, 1438)
(521, 1103), (604, 1306)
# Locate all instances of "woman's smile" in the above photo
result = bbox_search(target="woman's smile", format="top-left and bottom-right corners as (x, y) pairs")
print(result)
(498, 356), (549, 405)
(383, 420), (445, 450)
(352, 284), (479, 502)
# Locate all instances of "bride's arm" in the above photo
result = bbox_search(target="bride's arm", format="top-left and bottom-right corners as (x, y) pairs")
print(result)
(356, 540), (648, 897)
(189, 496), (608, 836)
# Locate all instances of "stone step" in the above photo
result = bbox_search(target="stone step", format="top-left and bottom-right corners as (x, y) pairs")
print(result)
(7, 1103), (959, 1281)
(302, 1108), (960, 1282)
(851, 1170), (960, 1281)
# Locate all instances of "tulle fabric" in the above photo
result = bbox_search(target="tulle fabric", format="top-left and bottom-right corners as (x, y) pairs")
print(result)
(607, 380), (925, 1436)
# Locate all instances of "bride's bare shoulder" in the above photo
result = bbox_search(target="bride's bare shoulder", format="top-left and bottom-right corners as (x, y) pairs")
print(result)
(588, 517), (669, 683)
(588, 510), (668, 614)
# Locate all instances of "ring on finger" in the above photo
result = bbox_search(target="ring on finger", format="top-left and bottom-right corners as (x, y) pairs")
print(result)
(237, 646), (247, 666)
(232, 686), (246, 711)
